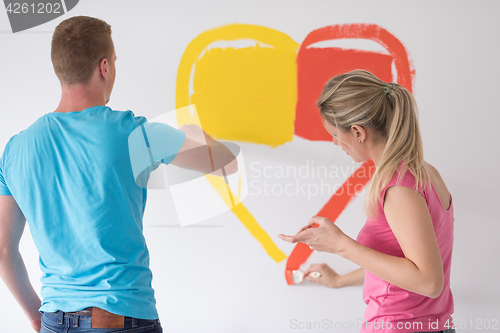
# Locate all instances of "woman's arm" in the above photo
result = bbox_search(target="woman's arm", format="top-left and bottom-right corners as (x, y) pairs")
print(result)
(279, 186), (444, 298)
(342, 185), (444, 298)
(304, 264), (364, 288)
(335, 267), (364, 288)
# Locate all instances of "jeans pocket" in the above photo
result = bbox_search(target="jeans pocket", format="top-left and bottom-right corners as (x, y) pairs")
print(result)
(40, 323), (60, 333)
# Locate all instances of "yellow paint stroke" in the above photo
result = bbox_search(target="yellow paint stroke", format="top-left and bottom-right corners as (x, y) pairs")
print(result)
(205, 174), (287, 263)
(175, 105), (203, 128)
(176, 24), (298, 262)
(176, 24), (299, 146)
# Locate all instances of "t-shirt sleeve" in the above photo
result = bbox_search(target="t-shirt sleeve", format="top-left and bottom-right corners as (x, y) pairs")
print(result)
(0, 154), (12, 196)
(128, 121), (186, 187)
(143, 122), (187, 165)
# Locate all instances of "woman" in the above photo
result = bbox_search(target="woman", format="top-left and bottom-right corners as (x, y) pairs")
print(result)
(279, 70), (455, 333)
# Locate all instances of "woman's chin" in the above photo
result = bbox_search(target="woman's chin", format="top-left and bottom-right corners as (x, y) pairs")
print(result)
(344, 150), (366, 163)
(351, 155), (366, 163)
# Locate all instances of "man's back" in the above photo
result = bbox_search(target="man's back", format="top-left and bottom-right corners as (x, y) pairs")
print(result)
(0, 16), (235, 331)
(0, 106), (184, 319)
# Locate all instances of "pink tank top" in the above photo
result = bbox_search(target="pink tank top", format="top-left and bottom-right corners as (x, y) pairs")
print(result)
(356, 166), (454, 333)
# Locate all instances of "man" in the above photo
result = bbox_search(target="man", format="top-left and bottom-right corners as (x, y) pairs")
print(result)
(0, 16), (235, 332)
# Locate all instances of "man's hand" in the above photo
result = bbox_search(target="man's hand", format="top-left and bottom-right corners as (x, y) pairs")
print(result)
(179, 124), (212, 144)
(30, 314), (41, 332)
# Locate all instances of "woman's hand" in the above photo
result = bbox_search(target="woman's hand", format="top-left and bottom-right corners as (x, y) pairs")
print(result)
(304, 263), (341, 288)
(278, 216), (351, 255)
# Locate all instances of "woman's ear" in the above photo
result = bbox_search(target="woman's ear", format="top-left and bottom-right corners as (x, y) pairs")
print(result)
(350, 125), (367, 143)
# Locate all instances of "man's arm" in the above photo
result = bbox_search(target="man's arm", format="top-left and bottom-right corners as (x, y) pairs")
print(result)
(171, 124), (238, 176)
(0, 195), (41, 332)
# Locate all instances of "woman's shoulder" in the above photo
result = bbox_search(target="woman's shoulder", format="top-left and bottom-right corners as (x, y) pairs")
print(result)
(424, 161), (438, 176)
(382, 163), (427, 200)
(386, 164), (418, 188)
(424, 162), (447, 190)
(424, 161), (452, 211)
(388, 161), (439, 185)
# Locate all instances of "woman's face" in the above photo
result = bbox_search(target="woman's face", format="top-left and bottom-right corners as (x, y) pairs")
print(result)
(322, 118), (365, 163)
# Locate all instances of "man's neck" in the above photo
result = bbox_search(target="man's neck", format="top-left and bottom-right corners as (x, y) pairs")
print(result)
(54, 83), (107, 113)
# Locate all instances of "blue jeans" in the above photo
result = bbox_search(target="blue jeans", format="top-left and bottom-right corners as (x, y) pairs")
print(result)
(40, 311), (163, 333)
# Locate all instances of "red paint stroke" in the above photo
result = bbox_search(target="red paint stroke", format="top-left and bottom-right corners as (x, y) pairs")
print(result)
(294, 24), (415, 142)
(285, 159), (375, 285)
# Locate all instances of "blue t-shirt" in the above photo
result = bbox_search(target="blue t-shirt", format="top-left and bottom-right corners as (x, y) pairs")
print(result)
(0, 105), (186, 319)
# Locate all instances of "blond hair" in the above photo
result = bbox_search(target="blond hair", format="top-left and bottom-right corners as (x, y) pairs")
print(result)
(51, 16), (113, 86)
(317, 69), (430, 220)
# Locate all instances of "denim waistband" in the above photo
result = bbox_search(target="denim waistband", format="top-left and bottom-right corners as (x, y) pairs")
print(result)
(41, 310), (160, 329)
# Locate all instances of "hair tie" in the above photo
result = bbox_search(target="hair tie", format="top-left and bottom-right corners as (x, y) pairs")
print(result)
(384, 83), (395, 96)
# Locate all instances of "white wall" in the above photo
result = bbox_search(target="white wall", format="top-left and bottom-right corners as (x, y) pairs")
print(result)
(1, 1), (499, 332)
